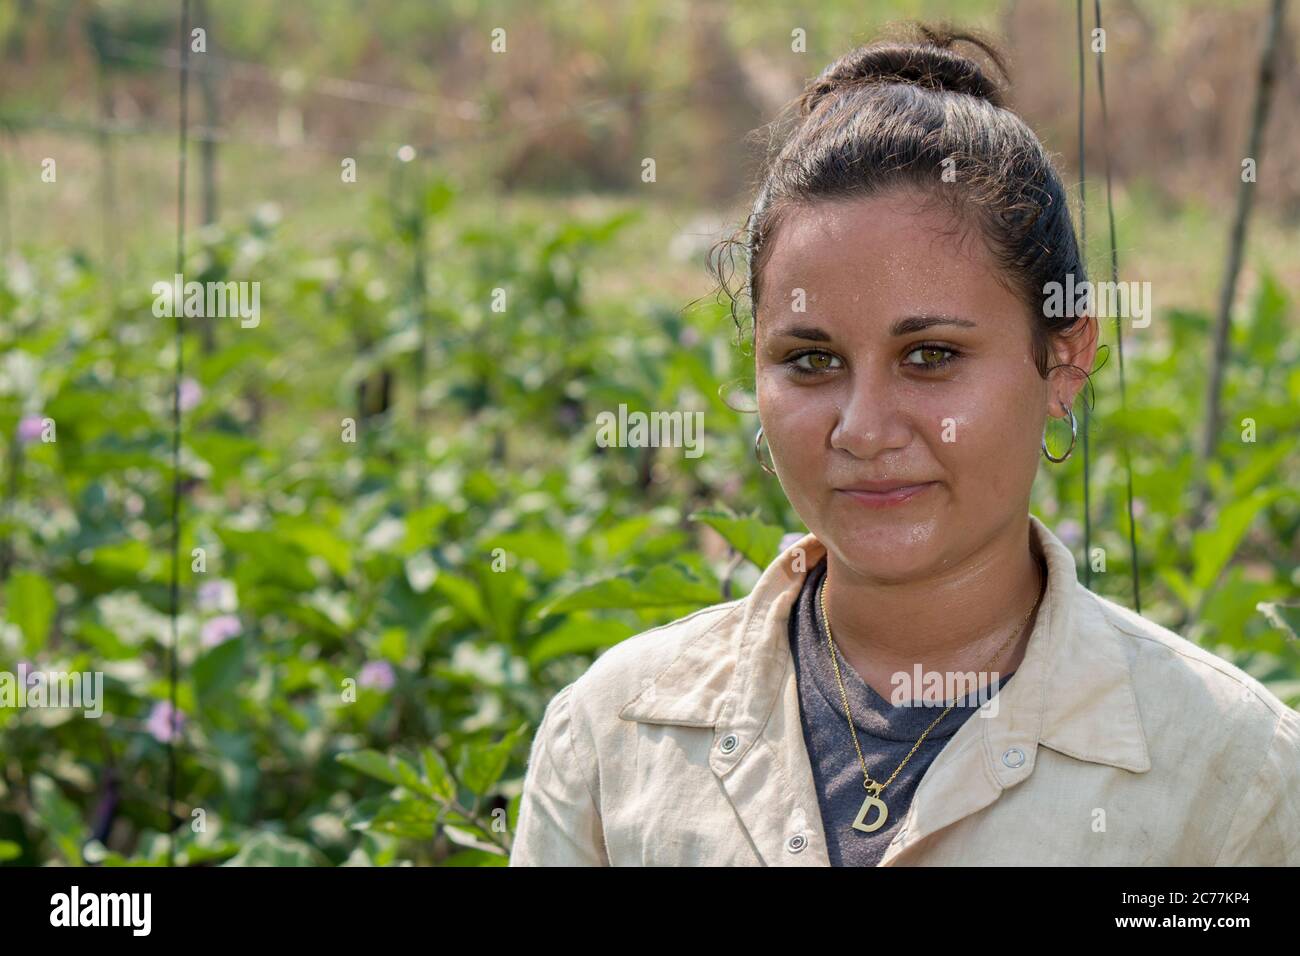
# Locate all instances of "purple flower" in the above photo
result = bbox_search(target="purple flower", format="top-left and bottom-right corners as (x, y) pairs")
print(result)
(779, 532), (805, 554)
(146, 701), (185, 743)
(200, 613), (241, 648)
(359, 660), (395, 691)
(1056, 518), (1083, 549)
(17, 415), (45, 444)
(178, 377), (202, 412)
(197, 579), (236, 613)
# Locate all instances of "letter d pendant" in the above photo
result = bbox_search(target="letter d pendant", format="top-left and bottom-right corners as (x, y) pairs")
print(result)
(851, 782), (888, 833)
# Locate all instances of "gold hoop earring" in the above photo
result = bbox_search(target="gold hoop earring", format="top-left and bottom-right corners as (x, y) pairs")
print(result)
(1042, 401), (1077, 463)
(754, 425), (776, 476)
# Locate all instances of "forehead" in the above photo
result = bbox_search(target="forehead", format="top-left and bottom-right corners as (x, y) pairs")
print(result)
(756, 192), (1012, 320)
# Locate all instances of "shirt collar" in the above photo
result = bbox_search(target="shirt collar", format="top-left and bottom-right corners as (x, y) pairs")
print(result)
(619, 514), (1151, 776)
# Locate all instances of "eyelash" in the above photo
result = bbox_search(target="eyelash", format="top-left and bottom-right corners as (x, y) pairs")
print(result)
(784, 343), (961, 378)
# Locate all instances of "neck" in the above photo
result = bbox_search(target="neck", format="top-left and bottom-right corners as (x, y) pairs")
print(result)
(821, 514), (1045, 701)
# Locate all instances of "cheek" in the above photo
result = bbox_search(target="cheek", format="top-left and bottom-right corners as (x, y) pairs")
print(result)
(934, 372), (1044, 497)
(756, 372), (838, 474)
(758, 371), (826, 441)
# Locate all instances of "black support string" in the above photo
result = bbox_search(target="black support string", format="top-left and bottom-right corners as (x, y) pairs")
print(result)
(166, 0), (192, 867)
(1092, 0), (1142, 613)
(1076, 0), (1092, 591)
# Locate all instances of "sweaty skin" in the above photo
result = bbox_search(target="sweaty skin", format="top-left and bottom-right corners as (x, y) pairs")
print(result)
(755, 189), (1098, 702)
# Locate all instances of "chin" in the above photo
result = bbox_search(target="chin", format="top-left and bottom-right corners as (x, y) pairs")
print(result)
(819, 507), (945, 581)
(837, 539), (939, 582)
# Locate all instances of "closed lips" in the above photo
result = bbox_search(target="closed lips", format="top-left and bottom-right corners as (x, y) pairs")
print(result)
(838, 481), (934, 492)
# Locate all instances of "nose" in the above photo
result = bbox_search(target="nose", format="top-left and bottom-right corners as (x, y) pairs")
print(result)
(830, 367), (914, 460)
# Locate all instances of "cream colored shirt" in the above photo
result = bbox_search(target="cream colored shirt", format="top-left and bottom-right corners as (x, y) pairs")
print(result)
(510, 515), (1300, 866)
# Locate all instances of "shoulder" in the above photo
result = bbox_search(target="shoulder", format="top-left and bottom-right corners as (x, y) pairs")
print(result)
(567, 597), (746, 713)
(1076, 586), (1300, 862)
(1077, 586), (1299, 777)
(527, 597), (747, 785)
(1084, 587), (1291, 723)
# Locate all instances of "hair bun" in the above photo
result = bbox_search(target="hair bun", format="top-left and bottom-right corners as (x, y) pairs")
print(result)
(797, 25), (1008, 116)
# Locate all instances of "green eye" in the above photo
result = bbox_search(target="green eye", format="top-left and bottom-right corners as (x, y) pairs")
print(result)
(905, 345), (957, 369)
(789, 350), (841, 374)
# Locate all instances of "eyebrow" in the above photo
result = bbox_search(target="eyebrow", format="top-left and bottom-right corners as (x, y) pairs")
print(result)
(770, 314), (978, 341)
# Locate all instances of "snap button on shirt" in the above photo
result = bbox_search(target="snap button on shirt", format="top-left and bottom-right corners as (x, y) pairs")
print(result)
(720, 733), (738, 754)
(1002, 747), (1026, 768)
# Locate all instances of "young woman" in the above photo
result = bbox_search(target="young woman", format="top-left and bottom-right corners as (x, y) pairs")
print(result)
(510, 27), (1300, 866)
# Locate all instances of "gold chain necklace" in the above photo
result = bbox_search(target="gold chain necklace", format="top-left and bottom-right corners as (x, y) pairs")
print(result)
(816, 558), (1044, 835)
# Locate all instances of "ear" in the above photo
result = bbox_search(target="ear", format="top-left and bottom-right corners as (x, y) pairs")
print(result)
(1046, 314), (1098, 417)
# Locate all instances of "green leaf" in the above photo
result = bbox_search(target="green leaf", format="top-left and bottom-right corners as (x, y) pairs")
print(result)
(336, 750), (403, 787)
(439, 847), (508, 867)
(221, 832), (328, 866)
(4, 570), (56, 654)
(432, 573), (489, 626)
(402, 504), (451, 555)
(460, 723), (529, 796)
(30, 774), (86, 866)
(356, 799), (440, 840)
(535, 563), (719, 617)
(278, 521), (352, 577)
(217, 528), (316, 590)
(421, 747), (456, 801)
(507, 792), (522, 836)
(481, 528), (571, 577)
(1227, 442), (1293, 501)
(442, 823), (504, 854)
(476, 564), (528, 643)
(378, 626), (407, 663)
(1244, 271), (1287, 362)
(1191, 489), (1285, 592)
(424, 179), (456, 217)
(690, 509), (787, 568)
(193, 636), (244, 704)
(341, 794), (388, 831)
(0, 840), (21, 862)
(1156, 567), (1197, 610)
(85, 539), (156, 583)
(589, 515), (655, 560)
(528, 615), (636, 665)
(391, 754), (429, 796)
(376, 797), (439, 826)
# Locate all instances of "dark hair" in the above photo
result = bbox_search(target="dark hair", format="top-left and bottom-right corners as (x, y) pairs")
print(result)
(710, 23), (1090, 382)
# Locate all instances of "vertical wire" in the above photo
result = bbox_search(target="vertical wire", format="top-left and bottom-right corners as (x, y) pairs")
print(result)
(1092, 0), (1142, 613)
(1076, 0), (1092, 590)
(167, 0), (192, 866)
(412, 164), (428, 505)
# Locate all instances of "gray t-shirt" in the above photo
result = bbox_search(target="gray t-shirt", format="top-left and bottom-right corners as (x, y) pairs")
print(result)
(789, 555), (1015, 866)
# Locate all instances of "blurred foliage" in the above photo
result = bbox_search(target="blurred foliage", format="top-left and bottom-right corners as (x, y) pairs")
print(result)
(0, 157), (1296, 866)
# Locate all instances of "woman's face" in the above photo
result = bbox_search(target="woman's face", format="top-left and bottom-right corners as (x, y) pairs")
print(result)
(754, 190), (1093, 582)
